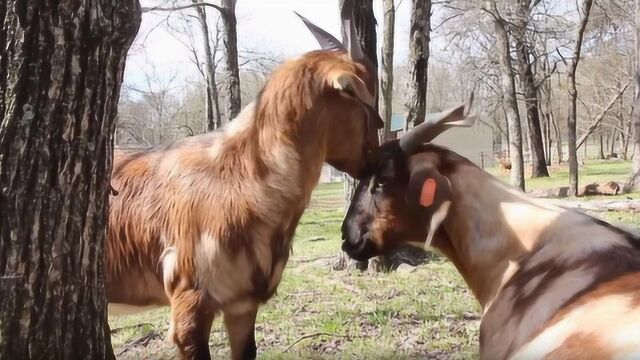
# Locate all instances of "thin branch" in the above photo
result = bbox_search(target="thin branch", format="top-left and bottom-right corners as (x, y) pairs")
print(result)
(142, 2), (223, 13)
(577, 78), (632, 149)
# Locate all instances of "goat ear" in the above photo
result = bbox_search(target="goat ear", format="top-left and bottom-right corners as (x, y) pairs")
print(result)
(407, 167), (452, 248)
(295, 12), (346, 52)
(329, 72), (374, 106)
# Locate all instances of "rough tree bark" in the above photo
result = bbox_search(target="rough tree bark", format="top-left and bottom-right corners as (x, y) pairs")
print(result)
(381, 0), (395, 140)
(0, 0), (140, 358)
(486, 1), (525, 190)
(404, 0), (431, 129)
(193, 1), (222, 131)
(338, 0), (378, 203)
(567, 0), (594, 196)
(336, 0), (383, 272)
(513, 0), (549, 177)
(631, 0), (640, 188)
(221, 0), (241, 121)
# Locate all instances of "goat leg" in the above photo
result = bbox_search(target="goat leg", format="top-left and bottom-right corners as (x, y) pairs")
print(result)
(223, 303), (259, 360)
(168, 288), (216, 360)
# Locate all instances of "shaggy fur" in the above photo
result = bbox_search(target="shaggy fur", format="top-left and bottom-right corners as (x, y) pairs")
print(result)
(342, 143), (640, 360)
(107, 50), (378, 359)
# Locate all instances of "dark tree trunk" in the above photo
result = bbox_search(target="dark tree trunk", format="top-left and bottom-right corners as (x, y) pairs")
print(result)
(381, 0), (395, 140)
(339, 0), (379, 203)
(193, 1), (222, 131)
(516, 52), (549, 177)
(600, 133), (606, 159)
(221, 0), (241, 121)
(352, 0), (378, 73)
(513, 0), (548, 177)
(0, 0), (140, 358)
(567, 0), (593, 196)
(404, 0), (431, 128)
(631, 0), (640, 188)
(487, 0), (525, 190)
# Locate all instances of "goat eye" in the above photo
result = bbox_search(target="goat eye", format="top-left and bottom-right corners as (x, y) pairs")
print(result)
(374, 176), (391, 191)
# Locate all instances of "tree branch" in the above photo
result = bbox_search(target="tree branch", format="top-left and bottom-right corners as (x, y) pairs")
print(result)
(577, 78), (631, 150)
(142, 2), (223, 13)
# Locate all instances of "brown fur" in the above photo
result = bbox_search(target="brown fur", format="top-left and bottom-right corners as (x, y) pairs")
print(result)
(107, 50), (378, 359)
(342, 143), (640, 360)
(544, 332), (612, 360)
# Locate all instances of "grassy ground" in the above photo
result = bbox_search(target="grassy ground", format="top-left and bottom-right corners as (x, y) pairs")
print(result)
(109, 160), (640, 359)
(487, 159), (633, 191)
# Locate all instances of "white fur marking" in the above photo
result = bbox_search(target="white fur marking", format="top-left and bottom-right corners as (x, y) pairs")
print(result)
(425, 201), (451, 249)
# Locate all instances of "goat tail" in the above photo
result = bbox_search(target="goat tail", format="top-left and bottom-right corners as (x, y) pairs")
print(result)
(160, 246), (179, 299)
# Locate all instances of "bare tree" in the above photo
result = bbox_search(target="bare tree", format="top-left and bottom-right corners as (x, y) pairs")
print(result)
(567, 0), (594, 196)
(381, 0), (396, 139)
(119, 66), (192, 146)
(484, 0), (525, 190)
(513, 0), (549, 177)
(577, 79), (631, 149)
(193, 2), (223, 130)
(0, 0), (140, 358)
(143, 0), (241, 122)
(405, 0), (432, 129)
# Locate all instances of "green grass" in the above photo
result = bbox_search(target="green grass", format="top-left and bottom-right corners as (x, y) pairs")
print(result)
(109, 160), (640, 359)
(488, 159), (632, 191)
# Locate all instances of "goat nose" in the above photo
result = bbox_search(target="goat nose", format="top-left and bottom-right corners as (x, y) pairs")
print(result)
(341, 234), (365, 253)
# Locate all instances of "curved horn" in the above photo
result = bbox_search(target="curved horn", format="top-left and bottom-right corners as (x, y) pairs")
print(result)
(399, 92), (477, 154)
(295, 12), (346, 52)
(340, 0), (366, 61)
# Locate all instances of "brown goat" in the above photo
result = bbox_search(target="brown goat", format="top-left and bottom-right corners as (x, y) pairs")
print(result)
(106, 6), (381, 359)
(341, 107), (640, 359)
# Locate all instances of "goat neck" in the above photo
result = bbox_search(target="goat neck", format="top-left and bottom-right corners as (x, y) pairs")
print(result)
(434, 164), (565, 310)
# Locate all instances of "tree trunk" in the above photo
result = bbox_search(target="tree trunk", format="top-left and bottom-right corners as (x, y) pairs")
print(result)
(600, 133), (606, 159)
(632, 0), (640, 187)
(0, 1), (140, 358)
(624, 111), (632, 159)
(487, 1), (525, 190)
(339, 0), (379, 202)
(381, 0), (395, 140)
(193, 1), (222, 131)
(513, 0), (547, 177)
(221, 0), (241, 121)
(543, 112), (553, 165)
(404, 0), (431, 129)
(515, 43), (549, 177)
(567, 0), (593, 196)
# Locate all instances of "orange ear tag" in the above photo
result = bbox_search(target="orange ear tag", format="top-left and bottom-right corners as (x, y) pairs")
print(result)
(420, 178), (437, 207)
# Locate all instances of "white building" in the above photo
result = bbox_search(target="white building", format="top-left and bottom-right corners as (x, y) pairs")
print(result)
(393, 113), (495, 169)
(317, 113), (495, 183)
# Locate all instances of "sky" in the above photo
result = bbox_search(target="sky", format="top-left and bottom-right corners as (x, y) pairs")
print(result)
(125, 0), (413, 88)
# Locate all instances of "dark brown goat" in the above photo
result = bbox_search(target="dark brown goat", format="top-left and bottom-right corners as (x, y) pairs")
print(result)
(341, 108), (640, 359)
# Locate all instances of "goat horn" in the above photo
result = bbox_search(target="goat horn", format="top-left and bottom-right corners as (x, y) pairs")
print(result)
(398, 92), (477, 154)
(295, 12), (346, 52)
